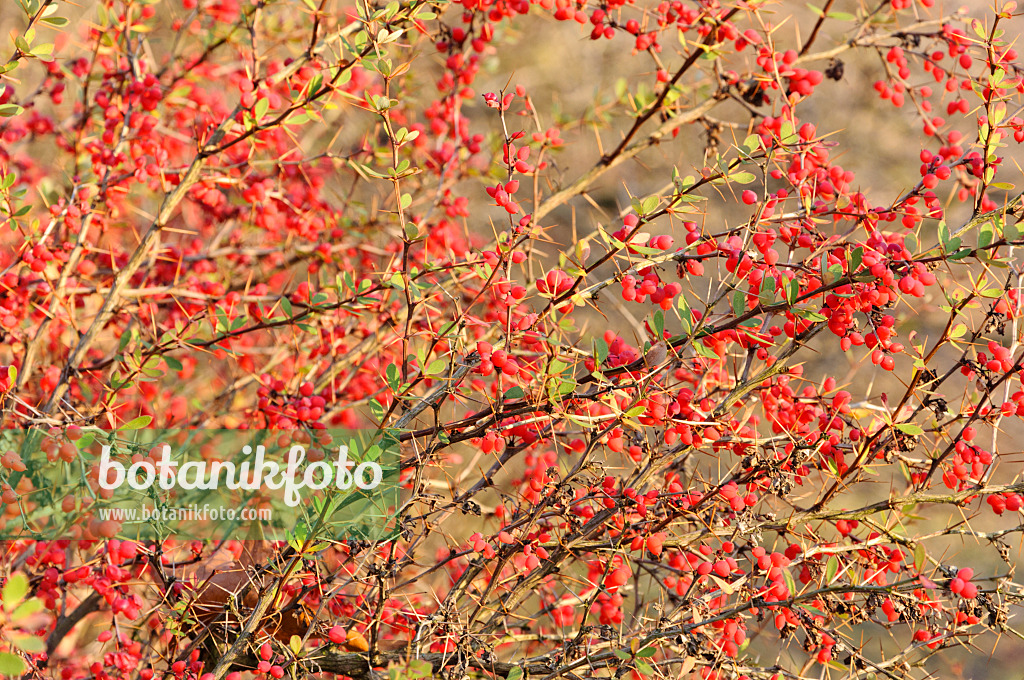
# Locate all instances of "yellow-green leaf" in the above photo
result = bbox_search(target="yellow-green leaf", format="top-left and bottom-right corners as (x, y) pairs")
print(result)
(0, 652), (24, 676)
(118, 415), (152, 431)
(2, 574), (29, 609)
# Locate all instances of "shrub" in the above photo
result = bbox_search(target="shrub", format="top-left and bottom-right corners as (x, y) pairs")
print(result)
(0, 0), (1022, 679)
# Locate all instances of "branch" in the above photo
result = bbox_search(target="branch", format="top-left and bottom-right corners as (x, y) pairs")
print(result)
(533, 94), (724, 223)
(45, 591), (103, 657)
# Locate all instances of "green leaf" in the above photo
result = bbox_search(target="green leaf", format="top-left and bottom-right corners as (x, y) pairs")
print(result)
(825, 556), (838, 583)
(548, 359), (569, 375)
(636, 646), (657, 658)
(8, 633), (43, 653)
(118, 415), (152, 431)
(624, 405), (646, 418)
(253, 97), (269, 120)
(732, 290), (745, 316)
(386, 363), (401, 390)
(904, 232), (919, 254)
(896, 422), (924, 435)
(783, 568), (797, 597)
(678, 294), (692, 328)
(779, 120), (798, 144)
(1004, 220), (1021, 241)
(0, 104), (24, 117)
(848, 246), (864, 273)
(423, 359), (447, 376)
(822, 262), (844, 285)
(652, 310), (664, 338)
(594, 336), (609, 364)
(693, 341), (719, 360)
(614, 650), (631, 661)
(554, 377), (576, 395)
(635, 661), (654, 675)
(369, 398), (384, 423)
(506, 668), (523, 680)
(979, 221), (995, 249)
(306, 74), (324, 97)
(970, 18), (988, 39)
(0, 652), (25, 676)
(109, 371), (125, 390)
(504, 386), (525, 400)
(9, 597), (41, 623)
(729, 171), (756, 184)
(938, 221), (951, 245)
(2, 574), (28, 609)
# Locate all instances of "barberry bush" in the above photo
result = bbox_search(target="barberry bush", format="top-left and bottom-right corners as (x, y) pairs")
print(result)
(0, 0), (1023, 679)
